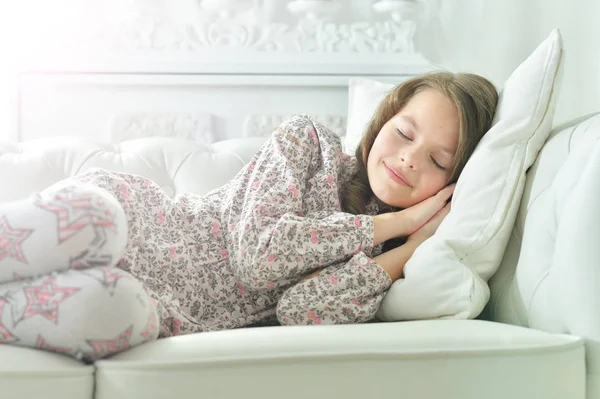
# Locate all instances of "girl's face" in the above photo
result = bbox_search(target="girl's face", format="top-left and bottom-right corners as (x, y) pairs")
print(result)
(367, 89), (460, 209)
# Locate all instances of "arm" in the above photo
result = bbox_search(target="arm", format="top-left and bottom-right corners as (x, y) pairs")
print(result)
(374, 239), (421, 282)
(376, 203), (452, 282)
(278, 222), (439, 326)
(276, 252), (393, 326)
(301, 239), (419, 282)
(229, 115), (375, 290)
(229, 115), (452, 291)
(373, 184), (455, 245)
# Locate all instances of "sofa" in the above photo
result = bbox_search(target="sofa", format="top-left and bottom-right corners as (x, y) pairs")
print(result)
(0, 109), (598, 399)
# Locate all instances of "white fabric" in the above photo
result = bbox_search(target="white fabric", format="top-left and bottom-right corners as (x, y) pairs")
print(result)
(0, 345), (94, 399)
(486, 112), (600, 398)
(0, 183), (128, 284)
(376, 29), (565, 321)
(0, 137), (269, 203)
(94, 320), (584, 399)
(344, 78), (394, 155)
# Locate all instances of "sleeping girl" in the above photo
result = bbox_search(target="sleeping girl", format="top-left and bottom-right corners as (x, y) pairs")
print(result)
(0, 72), (498, 361)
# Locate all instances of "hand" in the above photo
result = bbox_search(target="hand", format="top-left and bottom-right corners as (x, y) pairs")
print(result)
(397, 184), (455, 237)
(372, 184), (454, 247)
(407, 202), (451, 245)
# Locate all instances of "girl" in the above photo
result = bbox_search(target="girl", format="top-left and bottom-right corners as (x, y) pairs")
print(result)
(0, 72), (498, 361)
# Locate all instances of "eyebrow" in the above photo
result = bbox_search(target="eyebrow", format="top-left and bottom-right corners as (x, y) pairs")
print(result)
(400, 115), (455, 156)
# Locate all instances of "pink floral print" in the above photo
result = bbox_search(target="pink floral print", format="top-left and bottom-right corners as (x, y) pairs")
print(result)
(75, 115), (392, 337)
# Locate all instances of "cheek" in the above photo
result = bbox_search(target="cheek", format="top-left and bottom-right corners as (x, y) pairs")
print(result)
(367, 137), (387, 168)
(367, 141), (388, 187)
(366, 145), (378, 173)
(372, 134), (397, 159)
(380, 131), (398, 148)
(417, 172), (448, 199)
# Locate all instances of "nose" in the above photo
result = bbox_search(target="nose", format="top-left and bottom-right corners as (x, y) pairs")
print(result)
(400, 156), (414, 170)
(399, 148), (419, 170)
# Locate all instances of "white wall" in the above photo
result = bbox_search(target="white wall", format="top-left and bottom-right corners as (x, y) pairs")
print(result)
(1, 0), (598, 137)
(419, 0), (600, 124)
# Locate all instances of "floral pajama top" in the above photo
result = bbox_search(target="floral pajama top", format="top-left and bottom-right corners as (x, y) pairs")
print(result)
(81, 114), (393, 337)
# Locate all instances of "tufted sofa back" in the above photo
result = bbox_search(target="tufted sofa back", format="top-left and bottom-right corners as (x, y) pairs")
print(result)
(0, 136), (269, 202)
(485, 112), (600, 393)
(485, 112), (600, 326)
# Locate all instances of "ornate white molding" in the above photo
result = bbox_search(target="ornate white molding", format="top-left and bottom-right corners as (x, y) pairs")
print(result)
(111, 112), (215, 143)
(287, 1), (342, 20)
(373, 0), (423, 22)
(23, 1), (420, 55)
(112, 14), (417, 54)
(244, 114), (346, 138)
(201, 0), (255, 13)
(14, 1), (434, 75)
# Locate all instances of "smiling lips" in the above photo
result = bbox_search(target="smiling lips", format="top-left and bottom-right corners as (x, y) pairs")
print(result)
(384, 163), (411, 186)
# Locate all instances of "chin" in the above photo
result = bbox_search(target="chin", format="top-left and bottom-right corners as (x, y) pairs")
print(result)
(369, 166), (417, 209)
(373, 188), (414, 209)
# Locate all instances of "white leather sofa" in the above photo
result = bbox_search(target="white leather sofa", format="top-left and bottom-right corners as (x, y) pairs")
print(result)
(1, 111), (599, 399)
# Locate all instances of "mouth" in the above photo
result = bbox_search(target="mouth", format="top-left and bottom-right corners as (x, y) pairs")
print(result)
(384, 163), (411, 187)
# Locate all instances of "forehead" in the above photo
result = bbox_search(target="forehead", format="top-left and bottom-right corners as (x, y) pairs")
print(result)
(398, 89), (460, 152)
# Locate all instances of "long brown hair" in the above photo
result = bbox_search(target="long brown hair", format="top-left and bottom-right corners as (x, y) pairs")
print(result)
(341, 72), (498, 215)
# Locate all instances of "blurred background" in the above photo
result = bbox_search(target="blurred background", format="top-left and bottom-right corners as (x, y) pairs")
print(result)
(0, 0), (598, 140)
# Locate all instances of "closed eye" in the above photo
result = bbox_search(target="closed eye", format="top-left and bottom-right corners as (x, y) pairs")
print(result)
(397, 128), (447, 170)
(431, 156), (446, 171)
(396, 129), (412, 140)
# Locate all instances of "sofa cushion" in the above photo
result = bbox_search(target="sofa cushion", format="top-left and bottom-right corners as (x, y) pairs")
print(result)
(94, 320), (584, 399)
(0, 344), (94, 399)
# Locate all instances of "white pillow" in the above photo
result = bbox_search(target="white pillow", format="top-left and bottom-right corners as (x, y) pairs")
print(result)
(366, 30), (564, 321)
(344, 78), (394, 155)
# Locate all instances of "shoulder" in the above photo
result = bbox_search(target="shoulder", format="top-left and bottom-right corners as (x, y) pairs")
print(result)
(274, 114), (343, 155)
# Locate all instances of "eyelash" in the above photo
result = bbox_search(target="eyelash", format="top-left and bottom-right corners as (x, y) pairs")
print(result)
(396, 129), (447, 171)
(431, 157), (446, 171)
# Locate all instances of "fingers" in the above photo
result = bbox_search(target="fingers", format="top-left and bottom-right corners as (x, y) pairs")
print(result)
(432, 203), (451, 222)
(437, 184), (456, 201)
(400, 185), (455, 237)
(439, 202), (451, 216)
(427, 184), (455, 214)
(407, 202), (451, 244)
(422, 185), (454, 216)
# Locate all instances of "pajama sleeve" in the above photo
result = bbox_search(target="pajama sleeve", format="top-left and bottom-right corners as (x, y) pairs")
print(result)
(276, 252), (393, 325)
(228, 115), (375, 290)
